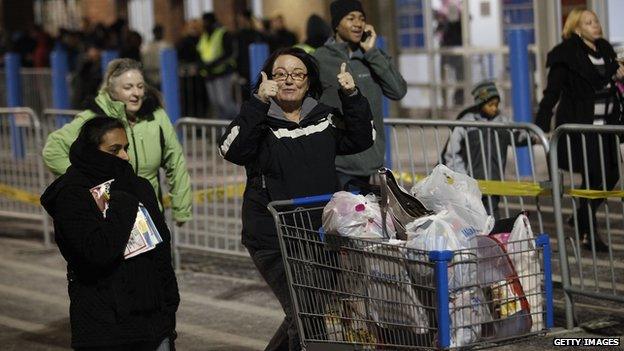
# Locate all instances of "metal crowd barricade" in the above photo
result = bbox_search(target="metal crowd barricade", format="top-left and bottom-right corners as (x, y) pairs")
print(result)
(268, 195), (553, 350)
(549, 124), (624, 329)
(21, 67), (54, 115)
(0, 107), (50, 246)
(173, 118), (247, 263)
(384, 119), (550, 233)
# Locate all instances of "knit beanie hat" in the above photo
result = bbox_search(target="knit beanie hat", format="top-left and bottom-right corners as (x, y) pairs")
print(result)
(471, 80), (500, 106)
(330, 0), (365, 30)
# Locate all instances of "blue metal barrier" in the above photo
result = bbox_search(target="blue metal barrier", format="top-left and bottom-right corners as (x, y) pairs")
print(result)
(101, 50), (119, 75)
(5, 53), (25, 159)
(160, 48), (181, 125)
(50, 49), (72, 127)
(249, 43), (269, 90)
(509, 29), (532, 177)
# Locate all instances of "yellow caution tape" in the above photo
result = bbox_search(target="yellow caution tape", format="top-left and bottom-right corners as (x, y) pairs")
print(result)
(5, 178), (622, 207)
(396, 172), (548, 197)
(566, 189), (624, 200)
(0, 183), (41, 205)
(0, 182), (246, 208)
(162, 183), (245, 208)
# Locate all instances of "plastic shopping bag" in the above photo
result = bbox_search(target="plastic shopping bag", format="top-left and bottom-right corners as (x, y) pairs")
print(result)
(411, 164), (494, 236)
(490, 213), (543, 332)
(404, 210), (476, 290)
(449, 287), (492, 347)
(472, 235), (532, 339)
(323, 191), (396, 239)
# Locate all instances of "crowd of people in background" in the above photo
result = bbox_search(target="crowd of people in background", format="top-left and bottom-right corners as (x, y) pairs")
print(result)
(0, 11), (328, 116)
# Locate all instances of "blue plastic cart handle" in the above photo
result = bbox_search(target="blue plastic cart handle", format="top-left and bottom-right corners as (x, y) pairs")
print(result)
(291, 194), (335, 206)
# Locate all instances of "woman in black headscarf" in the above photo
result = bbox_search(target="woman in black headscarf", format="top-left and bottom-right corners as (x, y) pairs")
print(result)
(41, 117), (179, 350)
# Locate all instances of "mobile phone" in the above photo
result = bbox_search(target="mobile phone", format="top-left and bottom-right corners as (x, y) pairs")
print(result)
(361, 30), (372, 42)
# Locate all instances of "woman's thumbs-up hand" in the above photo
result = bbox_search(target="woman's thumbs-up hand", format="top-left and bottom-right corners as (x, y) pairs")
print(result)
(258, 71), (278, 103)
(337, 62), (356, 95)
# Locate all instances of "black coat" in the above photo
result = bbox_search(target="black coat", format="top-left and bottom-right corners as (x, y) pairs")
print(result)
(535, 35), (623, 171)
(40, 137), (179, 348)
(219, 91), (374, 250)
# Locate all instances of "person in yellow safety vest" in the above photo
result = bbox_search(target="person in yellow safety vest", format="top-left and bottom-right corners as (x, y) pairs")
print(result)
(197, 12), (238, 119)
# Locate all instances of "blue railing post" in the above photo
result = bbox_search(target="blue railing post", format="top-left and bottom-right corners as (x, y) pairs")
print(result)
(249, 43), (269, 90)
(509, 29), (532, 177)
(160, 48), (181, 125)
(50, 49), (72, 127)
(536, 233), (554, 328)
(377, 36), (393, 169)
(101, 50), (119, 76)
(5, 53), (25, 159)
(429, 250), (453, 349)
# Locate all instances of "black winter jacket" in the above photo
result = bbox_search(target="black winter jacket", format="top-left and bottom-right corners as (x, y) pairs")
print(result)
(219, 91), (374, 250)
(40, 137), (179, 348)
(535, 35), (623, 171)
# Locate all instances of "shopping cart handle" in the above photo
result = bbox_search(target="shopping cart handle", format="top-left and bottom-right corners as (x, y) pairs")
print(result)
(291, 194), (335, 206)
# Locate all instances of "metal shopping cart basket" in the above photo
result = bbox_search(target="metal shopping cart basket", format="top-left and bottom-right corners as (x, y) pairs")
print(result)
(268, 194), (554, 350)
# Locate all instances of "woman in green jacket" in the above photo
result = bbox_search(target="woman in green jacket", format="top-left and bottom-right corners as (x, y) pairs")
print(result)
(43, 58), (192, 224)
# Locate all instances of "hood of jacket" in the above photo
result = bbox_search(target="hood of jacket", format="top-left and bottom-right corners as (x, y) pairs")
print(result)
(266, 96), (319, 122)
(41, 135), (136, 217)
(86, 85), (163, 122)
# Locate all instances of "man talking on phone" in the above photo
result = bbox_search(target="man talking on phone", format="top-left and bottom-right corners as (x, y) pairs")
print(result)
(315, 0), (407, 188)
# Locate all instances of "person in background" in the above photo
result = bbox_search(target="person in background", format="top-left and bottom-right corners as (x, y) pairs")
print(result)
(176, 19), (202, 64)
(71, 41), (103, 109)
(294, 14), (332, 54)
(535, 8), (624, 252)
(142, 24), (172, 87)
(267, 14), (297, 52)
(41, 116), (179, 350)
(441, 81), (522, 219)
(197, 12), (238, 119)
(234, 10), (266, 99)
(314, 0), (407, 188)
(218, 47), (373, 351)
(43, 58), (192, 226)
(120, 30), (143, 62)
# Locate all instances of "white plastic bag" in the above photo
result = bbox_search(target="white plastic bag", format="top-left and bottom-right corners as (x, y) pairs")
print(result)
(322, 191), (395, 239)
(411, 164), (494, 236)
(492, 214), (543, 332)
(404, 210), (476, 290)
(449, 287), (492, 347)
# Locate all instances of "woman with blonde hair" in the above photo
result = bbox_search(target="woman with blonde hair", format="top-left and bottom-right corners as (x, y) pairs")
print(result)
(43, 58), (192, 226)
(535, 8), (624, 252)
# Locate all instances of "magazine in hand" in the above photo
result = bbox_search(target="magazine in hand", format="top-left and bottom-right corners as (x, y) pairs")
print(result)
(90, 179), (163, 259)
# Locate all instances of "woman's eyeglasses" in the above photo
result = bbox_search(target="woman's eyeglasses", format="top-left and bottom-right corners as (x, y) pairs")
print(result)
(271, 71), (308, 81)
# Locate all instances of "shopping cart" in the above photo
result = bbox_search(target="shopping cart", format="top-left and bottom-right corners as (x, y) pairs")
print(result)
(268, 194), (554, 350)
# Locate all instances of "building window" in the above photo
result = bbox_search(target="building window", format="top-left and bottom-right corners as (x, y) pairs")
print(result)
(396, 0), (425, 49)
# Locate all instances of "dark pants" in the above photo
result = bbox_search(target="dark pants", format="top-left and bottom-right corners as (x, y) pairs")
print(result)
(248, 248), (301, 351)
(576, 154), (620, 235)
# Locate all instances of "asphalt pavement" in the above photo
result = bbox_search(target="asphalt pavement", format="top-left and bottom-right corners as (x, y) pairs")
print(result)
(0, 218), (623, 351)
